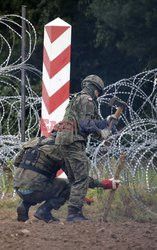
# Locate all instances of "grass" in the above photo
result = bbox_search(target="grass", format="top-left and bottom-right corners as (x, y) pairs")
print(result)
(1, 184), (157, 223)
(85, 185), (157, 222)
(0, 160), (157, 222)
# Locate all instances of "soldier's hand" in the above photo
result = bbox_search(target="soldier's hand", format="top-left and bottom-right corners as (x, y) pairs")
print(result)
(100, 179), (120, 190)
(106, 115), (119, 134)
(100, 129), (111, 140)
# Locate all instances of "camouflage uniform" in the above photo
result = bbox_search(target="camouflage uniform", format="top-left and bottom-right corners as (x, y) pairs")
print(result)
(53, 90), (101, 210)
(14, 134), (70, 210)
(14, 75), (105, 222)
(14, 132), (100, 211)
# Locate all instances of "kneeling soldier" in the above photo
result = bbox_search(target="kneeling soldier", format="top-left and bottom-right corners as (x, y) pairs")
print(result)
(14, 132), (120, 223)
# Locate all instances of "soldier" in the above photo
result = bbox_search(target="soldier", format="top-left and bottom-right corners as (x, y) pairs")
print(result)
(14, 75), (120, 223)
(52, 75), (119, 221)
(14, 132), (70, 223)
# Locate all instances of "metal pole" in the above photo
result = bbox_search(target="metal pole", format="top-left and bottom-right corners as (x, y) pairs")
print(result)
(21, 5), (26, 142)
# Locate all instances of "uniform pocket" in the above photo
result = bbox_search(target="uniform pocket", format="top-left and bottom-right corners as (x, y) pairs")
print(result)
(55, 130), (74, 145)
(21, 149), (40, 167)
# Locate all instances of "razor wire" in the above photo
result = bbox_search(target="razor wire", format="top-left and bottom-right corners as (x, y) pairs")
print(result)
(0, 14), (41, 195)
(0, 14), (157, 216)
(89, 69), (157, 216)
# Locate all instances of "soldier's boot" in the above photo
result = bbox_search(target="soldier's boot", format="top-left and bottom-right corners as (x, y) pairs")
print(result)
(67, 206), (89, 222)
(17, 201), (31, 222)
(34, 196), (67, 223)
(34, 201), (60, 223)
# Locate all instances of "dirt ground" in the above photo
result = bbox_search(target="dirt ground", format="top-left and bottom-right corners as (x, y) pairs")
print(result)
(0, 208), (157, 250)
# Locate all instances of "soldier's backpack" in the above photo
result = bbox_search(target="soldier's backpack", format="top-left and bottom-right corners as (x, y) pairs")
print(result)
(14, 133), (56, 167)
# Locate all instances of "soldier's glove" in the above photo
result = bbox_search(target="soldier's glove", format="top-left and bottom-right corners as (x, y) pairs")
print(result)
(100, 178), (120, 190)
(100, 129), (111, 140)
(106, 115), (119, 134)
(84, 197), (95, 205)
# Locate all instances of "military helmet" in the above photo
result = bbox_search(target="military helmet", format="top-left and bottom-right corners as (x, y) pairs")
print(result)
(81, 75), (104, 95)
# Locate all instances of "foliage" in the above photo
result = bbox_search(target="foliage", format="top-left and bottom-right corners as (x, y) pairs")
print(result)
(86, 185), (157, 222)
(87, 0), (157, 81)
(1, 0), (157, 89)
(0, 160), (14, 198)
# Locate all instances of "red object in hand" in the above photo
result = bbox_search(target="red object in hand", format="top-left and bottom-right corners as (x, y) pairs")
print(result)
(101, 179), (120, 190)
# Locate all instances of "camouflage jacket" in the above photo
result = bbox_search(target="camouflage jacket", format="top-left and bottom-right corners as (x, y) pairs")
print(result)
(13, 133), (63, 190)
(13, 134), (102, 191)
(54, 91), (101, 145)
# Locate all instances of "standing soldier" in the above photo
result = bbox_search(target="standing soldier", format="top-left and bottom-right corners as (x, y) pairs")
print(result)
(53, 75), (119, 222)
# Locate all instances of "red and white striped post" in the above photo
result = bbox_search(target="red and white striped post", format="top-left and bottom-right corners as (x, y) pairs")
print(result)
(41, 17), (71, 137)
(41, 17), (71, 178)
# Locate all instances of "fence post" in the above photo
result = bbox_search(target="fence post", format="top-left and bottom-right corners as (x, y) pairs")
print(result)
(21, 5), (26, 142)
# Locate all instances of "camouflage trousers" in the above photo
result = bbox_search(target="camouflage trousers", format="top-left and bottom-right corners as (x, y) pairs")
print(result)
(16, 178), (70, 210)
(58, 141), (90, 210)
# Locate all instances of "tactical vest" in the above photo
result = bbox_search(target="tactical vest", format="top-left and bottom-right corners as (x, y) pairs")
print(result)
(14, 133), (57, 178)
(55, 91), (99, 145)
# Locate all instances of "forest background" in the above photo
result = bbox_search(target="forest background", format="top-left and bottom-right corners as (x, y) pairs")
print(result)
(1, 0), (157, 94)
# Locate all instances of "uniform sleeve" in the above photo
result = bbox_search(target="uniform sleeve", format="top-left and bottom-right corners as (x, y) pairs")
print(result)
(77, 95), (102, 136)
(78, 95), (95, 120)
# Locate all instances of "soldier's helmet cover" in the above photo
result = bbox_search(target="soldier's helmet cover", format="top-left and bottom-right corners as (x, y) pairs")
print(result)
(81, 75), (104, 96)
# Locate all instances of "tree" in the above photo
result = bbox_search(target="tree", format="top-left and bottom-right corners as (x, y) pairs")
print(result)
(87, 0), (157, 81)
(1, 0), (157, 88)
